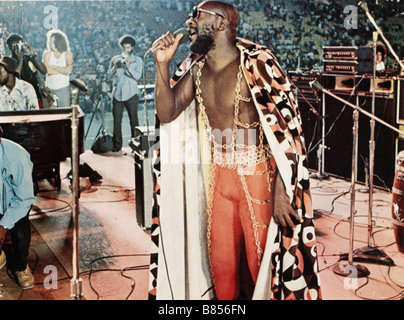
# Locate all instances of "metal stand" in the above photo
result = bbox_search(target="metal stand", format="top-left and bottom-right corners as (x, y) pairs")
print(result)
(310, 92), (329, 180)
(333, 109), (369, 278)
(85, 91), (108, 140)
(292, 84), (328, 180)
(70, 105), (84, 300)
(355, 30), (383, 261)
(355, 1), (404, 265)
(310, 81), (404, 275)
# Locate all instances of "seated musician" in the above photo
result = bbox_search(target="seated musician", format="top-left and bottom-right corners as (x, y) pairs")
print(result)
(0, 57), (39, 111)
(0, 125), (36, 289)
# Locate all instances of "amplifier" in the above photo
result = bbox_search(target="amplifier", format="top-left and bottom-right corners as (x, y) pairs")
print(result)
(323, 74), (395, 97)
(323, 60), (373, 74)
(289, 72), (319, 85)
(368, 78), (394, 95)
(323, 46), (373, 61)
(289, 71), (321, 102)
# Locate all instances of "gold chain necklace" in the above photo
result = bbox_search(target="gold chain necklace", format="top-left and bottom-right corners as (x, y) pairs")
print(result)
(195, 59), (263, 152)
(195, 58), (274, 270)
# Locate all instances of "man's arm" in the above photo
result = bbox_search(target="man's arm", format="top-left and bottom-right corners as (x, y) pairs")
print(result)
(272, 168), (303, 230)
(43, 51), (56, 75)
(25, 43), (47, 74)
(126, 56), (143, 81)
(43, 51), (73, 76)
(0, 153), (35, 230)
(153, 31), (194, 123)
(107, 57), (119, 79)
(15, 51), (24, 77)
(53, 51), (73, 75)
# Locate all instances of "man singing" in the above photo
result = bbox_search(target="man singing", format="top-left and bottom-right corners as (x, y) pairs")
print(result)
(151, 1), (321, 300)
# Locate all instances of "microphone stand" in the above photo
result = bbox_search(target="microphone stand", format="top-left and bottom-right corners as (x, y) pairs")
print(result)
(311, 91), (329, 181)
(333, 107), (370, 278)
(353, 1), (404, 265)
(310, 81), (402, 274)
(354, 31), (379, 260)
(70, 105), (84, 300)
(290, 79), (328, 180)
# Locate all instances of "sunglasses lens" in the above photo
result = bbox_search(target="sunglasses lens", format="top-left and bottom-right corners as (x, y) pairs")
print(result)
(191, 7), (198, 19)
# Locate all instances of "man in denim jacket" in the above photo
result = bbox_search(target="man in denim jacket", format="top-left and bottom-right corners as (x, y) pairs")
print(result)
(107, 35), (143, 152)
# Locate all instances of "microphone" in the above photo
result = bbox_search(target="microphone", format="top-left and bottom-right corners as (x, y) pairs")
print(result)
(70, 78), (88, 92)
(358, 1), (369, 13)
(145, 28), (189, 55)
(309, 80), (324, 92)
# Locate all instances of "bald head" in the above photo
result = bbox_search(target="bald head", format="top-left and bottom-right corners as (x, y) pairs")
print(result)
(199, 1), (239, 39)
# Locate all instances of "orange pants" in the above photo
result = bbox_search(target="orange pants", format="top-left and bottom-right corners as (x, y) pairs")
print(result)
(209, 158), (275, 300)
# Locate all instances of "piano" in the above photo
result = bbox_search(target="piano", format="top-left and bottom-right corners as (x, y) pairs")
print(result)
(0, 107), (85, 191)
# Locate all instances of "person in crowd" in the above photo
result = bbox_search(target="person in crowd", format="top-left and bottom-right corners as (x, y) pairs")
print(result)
(151, 0), (321, 300)
(107, 34), (143, 153)
(43, 29), (74, 108)
(0, 56), (39, 111)
(376, 42), (387, 72)
(6, 33), (47, 108)
(0, 124), (36, 290)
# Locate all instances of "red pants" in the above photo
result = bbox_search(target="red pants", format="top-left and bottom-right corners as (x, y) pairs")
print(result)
(209, 158), (275, 300)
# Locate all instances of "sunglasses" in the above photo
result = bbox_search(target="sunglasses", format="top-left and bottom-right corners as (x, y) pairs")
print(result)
(189, 6), (225, 21)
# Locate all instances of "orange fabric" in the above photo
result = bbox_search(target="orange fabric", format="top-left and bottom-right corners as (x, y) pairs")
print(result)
(209, 157), (275, 300)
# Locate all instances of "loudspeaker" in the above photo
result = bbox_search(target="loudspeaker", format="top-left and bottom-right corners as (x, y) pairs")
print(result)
(289, 71), (322, 171)
(323, 92), (397, 188)
(135, 156), (154, 229)
(297, 98), (321, 170)
(323, 92), (357, 181)
(134, 130), (155, 229)
(396, 79), (404, 124)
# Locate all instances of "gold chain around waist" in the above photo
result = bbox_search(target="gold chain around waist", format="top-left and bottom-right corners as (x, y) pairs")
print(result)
(213, 144), (272, 169)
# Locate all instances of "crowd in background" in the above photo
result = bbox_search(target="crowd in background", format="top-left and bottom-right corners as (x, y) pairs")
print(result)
(0, 0), (402, 110)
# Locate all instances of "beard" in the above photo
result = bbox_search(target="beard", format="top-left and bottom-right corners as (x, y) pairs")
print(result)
(190, 26), (215, 55)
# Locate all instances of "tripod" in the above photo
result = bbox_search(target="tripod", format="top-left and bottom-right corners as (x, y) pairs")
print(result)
(85, 90), (110, 140)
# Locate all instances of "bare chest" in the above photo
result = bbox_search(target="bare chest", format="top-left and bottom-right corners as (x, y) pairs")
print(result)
(194, 64), (258, 131)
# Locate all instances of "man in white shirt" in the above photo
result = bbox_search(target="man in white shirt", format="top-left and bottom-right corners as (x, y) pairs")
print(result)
(0, 57), (39, 111)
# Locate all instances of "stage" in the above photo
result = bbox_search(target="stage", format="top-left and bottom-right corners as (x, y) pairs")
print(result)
(0, 145), (403, 301)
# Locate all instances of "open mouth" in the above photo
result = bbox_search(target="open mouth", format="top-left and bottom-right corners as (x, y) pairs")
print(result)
(188, 28), (197, 40)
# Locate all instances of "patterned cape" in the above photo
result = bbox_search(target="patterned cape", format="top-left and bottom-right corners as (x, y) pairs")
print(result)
(148, 38), (321, 300)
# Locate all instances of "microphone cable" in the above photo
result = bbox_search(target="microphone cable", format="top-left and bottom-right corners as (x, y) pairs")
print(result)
(308, 76), (366, 154)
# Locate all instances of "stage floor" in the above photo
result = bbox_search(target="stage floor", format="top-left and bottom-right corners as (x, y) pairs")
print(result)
(1, 148), (403, 301)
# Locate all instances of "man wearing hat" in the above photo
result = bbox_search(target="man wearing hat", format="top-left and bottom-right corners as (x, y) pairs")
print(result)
(0, 125), (36, 289)
(0, 56), (39, 111)
(107, 35), (143, 153)
(6, 33), (47, 108)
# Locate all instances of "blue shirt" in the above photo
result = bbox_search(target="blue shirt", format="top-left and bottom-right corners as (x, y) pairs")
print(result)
(107, 52), (143, 102)
(0, 139), (35, 230)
